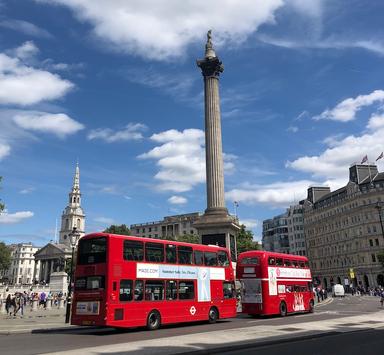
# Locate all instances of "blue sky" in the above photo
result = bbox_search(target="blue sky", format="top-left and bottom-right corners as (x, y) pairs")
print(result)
(1, 0), (384, 245)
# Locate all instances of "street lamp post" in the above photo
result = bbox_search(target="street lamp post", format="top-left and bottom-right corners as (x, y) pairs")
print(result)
(65, 227), (79, 324)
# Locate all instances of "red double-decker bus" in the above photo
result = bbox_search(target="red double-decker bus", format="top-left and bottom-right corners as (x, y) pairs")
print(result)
(71, 233), (237, 330)
(237, 250), (314, 317)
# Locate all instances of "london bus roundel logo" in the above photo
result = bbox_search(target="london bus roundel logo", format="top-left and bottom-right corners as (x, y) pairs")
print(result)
(276, 268), (281, 277)
(190, 306), (196, 315)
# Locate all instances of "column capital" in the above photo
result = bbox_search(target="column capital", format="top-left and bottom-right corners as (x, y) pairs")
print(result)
(197, 56), (224, 78)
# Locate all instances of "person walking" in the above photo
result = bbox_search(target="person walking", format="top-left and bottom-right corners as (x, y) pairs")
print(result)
(5, 294), (12, 316)
(380, 290), (384, 307)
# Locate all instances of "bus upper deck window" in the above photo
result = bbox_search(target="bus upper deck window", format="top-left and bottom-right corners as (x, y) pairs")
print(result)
(292, 260), (299, 268)
(284, 259), (291, 267)
(218, 251), (230, 267)
(268, 257), (275, 265)
(276, 258), (283, 266)
(299, 261), (305, 268)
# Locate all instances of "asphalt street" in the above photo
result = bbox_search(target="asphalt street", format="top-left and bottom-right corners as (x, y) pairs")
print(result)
(0, 295), (382, 355)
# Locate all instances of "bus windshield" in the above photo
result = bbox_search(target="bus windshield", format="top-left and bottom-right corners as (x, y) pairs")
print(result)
(78, 237), (107, 265)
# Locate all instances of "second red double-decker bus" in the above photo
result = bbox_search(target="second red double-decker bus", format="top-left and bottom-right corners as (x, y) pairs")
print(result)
(237, 250), (314, 317)
(71, 233), (237, 330)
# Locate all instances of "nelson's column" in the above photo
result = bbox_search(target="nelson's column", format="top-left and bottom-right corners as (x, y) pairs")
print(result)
(194, 30), (240, 262)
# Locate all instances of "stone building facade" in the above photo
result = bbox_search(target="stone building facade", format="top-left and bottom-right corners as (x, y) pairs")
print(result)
(262, 213), (289, 254)
(131, 213), (201, 239)
(6, 243), (40, 284)
(304, 163), (384, 289)
(286, 203), (306, 256)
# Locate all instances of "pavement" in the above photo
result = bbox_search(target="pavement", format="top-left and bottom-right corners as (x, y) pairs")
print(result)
(0, 307), (79, 335)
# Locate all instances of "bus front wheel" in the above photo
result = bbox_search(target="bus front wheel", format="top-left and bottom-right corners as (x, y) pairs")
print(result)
(147, 310), (161, 330)
(279, 302), (287, 317)
(208, 307), (219, 324)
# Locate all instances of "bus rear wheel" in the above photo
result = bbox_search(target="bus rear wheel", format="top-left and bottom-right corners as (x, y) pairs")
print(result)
(279, 302), (287, 317)
(208, 307), (219, 324)
(147, 310), (161, 330)
(309, 300), (314, 313)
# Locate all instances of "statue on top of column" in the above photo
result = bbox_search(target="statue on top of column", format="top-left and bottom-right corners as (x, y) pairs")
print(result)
(205, 29), (216, 59)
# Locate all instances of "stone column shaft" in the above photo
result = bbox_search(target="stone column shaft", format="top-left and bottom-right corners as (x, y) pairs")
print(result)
(204, 76), (226, 210)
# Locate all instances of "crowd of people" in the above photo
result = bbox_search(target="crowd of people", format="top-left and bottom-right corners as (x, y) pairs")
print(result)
(4, 291), (64, 317)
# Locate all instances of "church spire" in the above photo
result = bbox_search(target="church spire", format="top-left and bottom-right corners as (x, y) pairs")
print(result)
(59, 162), (85, 246)
(72, 161), (80, 193)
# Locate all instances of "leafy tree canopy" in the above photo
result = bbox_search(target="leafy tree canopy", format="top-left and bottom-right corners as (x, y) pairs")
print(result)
(176, 234), (200, 244)
(0, 242), (11, 272)
(104, 224), (131, 235)
(237, 224), (261, 255)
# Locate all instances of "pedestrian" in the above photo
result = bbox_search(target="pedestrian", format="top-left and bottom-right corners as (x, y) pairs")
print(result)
(13, 293), (21, 317)
(5, 294), (12, 315)
(380, 291), (384, 307)
(39, 291), (47, 309)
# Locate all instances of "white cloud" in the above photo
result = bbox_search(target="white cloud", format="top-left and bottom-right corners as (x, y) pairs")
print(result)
(38, 0), (284, 60)
(13, 112), (84, 138)
(88, 123), (147, 142)
(226, 180), (313, 207)
(168, 195), (187, 205)
(94, 216), (115, 224)
(139, 128), (205, 192)
(0, 211), (34, 224)
(0, 49), (74, 106)
(0, 142), (11, 160)
(9, 41), (39, 61)
(314, 90), (384, 122)
(239, 219), (259, 229)
(0, 19), (52, 38)
(284, 99), (384, 193)
(19, 187), (36, 194)
(287, 126), (298, 133)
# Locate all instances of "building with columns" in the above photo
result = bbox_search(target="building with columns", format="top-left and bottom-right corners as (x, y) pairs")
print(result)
(304, 163), (384, 289)
(193, 31), (240, 262)
(34, 163), (85, 283)
(3, 243), (41, 285)
(131, 213), (201, 239)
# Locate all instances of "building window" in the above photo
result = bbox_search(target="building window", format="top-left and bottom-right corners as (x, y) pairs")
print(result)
(371, 254), (376, 262)
(369, 239), (373, 247)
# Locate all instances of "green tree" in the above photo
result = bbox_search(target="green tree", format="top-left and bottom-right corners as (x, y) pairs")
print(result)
(176, 234), (200, 244)
(0, 242), (11, 273)
(378, 250), (384, 268)
(0, 176), (4, 213)
(236, 225), (261, 255)
(104, 224), (131, 235)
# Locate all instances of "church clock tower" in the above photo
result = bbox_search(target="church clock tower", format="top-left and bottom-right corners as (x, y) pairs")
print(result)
(59, 163), (85, 246)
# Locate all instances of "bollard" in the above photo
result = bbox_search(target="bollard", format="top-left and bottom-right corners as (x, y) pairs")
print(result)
(32, 299), (38, 311)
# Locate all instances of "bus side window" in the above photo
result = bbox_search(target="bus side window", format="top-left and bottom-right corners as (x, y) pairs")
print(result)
(178, 281), (195, 300)
(134, 280), (143, 301)
(218, 251), (230, 267)
(299, 261), (305, 268)
(268, 257), (275, 265)
(304, 261), (309, 268)
(166, 244), (177, 264)
(194, 250), (204, 265)
(276, 258), (283, 266)
(145, 281), (164, 301)
(166, 280), (178, 300)
(292, 260), (299, 268)
(294, 285), (300, 292)
(123, 240), (144, 261)
(178, 246), (193, 265)
(145, 242), (164, 263)
(223, 282), (235, 298)
(119, 280), (133, 301)
(284, 259), (291, 267)
(204, 252), (218, 266)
